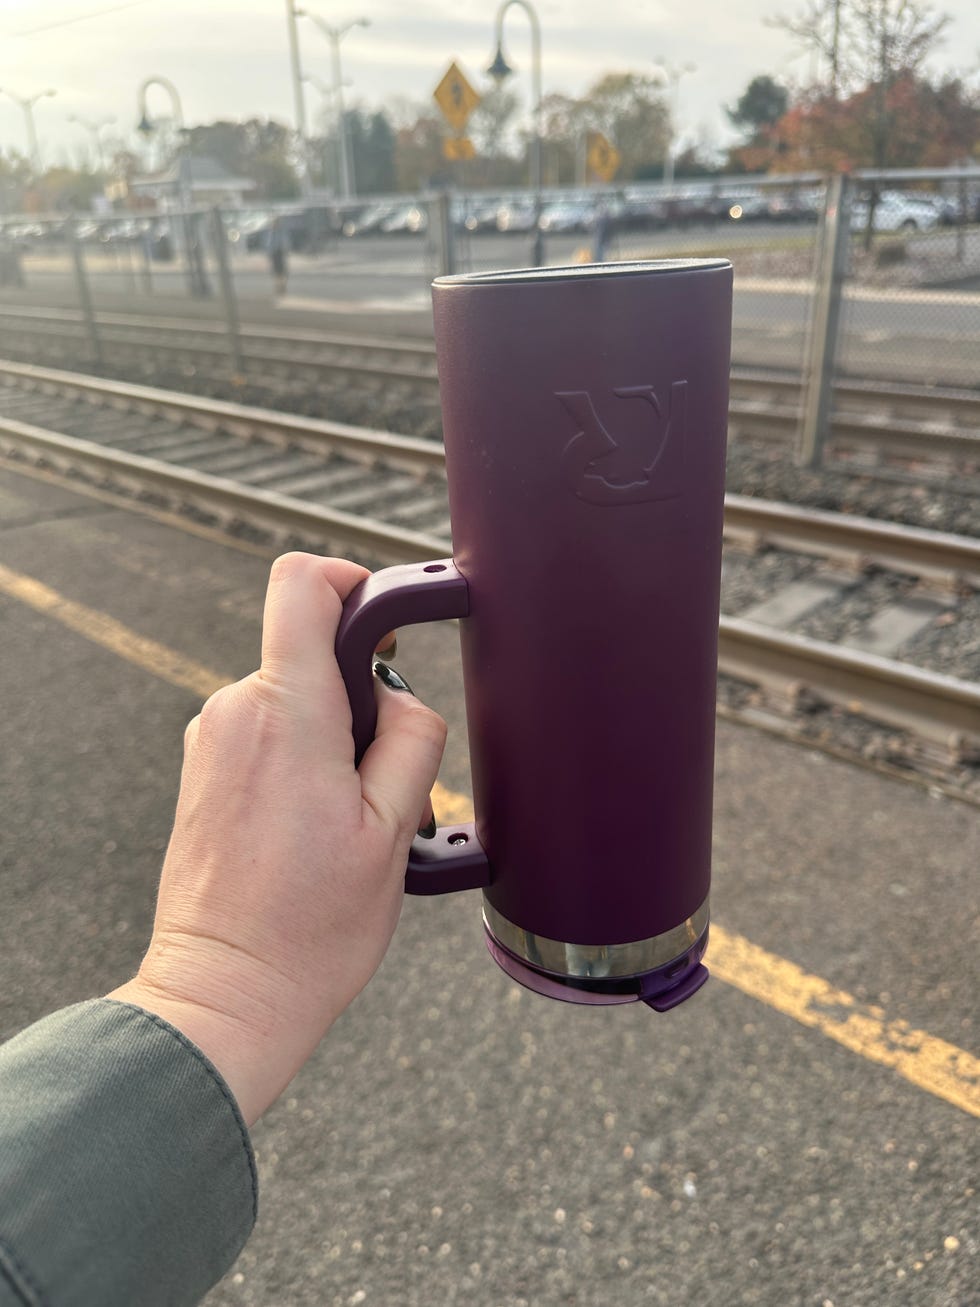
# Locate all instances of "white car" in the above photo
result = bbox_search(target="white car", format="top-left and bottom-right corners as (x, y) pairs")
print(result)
(850, 191), (941, 233)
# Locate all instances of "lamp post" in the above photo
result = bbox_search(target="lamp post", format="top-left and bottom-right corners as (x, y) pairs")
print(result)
(68, 113), (116, 173)
(136, 77), (208, 297)
(302, 72), (352, 193)
(0, 87), (57, 174)
(486, 0), (543, 266)
(299, 11), (370, 200)
(284, 0), (313, 197)
(652, 60), (695, 190)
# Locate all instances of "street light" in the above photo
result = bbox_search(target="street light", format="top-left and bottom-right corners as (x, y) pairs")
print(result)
(486, 0), (543, 266)
(303, 72), (352, 192)
(68, 113), (116, 173)
(652, 59), (696, 190)
(136, 76), (208, 297)
(284, 0), (313, 197)
(299, 11), (370, 200)
(0, 87), (57, 173)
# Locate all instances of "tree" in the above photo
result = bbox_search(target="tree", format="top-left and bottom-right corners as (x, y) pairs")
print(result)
(393, 109), (448, 192)
(347, 110), (396, 194)
(739, 71), (978, 172)
(581, 72), (670, 178)
(773, 0), (950, 101)
(727, 76), (790, 139)
(468, 84), (520, 160)
(0, 151), (31, 213)
(536, 91), (589, 184)
(183, 119), (300, 199)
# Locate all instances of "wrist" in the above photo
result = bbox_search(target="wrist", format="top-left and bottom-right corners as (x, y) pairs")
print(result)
(106, 976), (283, 1126)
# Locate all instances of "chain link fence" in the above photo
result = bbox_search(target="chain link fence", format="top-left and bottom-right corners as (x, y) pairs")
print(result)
(1, 165), (977, 466)
(836, 170), (979, 391)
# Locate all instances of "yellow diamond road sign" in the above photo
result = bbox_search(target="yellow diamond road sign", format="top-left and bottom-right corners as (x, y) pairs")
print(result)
(434, 61), (481, 133)
(587, 132), (621, 183)
(443, 136), (476, 162)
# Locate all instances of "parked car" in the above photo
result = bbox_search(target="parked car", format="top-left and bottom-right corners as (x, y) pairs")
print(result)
(459, 200), (500, 233)
(537, 200), (594, 233)
(617, 192), (670, 230)
(495, 200), (538, 233)
(225, 211), (273, 245)
(766, 189), (821, 222)
(342, 203), (400, 237)
(849, 191), (941, 233)
(380, 203), (428, 235)
(724, 193), (770, 222)
(245, 211), (316, 252)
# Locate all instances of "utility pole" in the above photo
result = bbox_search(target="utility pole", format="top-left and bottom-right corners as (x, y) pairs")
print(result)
(285, 0), (313, 196)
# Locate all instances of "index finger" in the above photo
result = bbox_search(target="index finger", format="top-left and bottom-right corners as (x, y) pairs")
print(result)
(259, 552), (370, 700)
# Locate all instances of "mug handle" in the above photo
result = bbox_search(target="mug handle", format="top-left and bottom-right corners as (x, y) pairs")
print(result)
(334, 558), (491, 896)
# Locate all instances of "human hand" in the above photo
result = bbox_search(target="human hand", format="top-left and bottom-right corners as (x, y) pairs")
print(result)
(109, 553), (447, 1125)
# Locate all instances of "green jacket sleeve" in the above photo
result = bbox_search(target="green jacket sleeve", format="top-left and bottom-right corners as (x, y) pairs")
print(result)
(0, 998), (257, 1307)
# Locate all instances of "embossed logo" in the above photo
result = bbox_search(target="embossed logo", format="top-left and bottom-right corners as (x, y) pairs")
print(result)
(556, 380), (687, 505)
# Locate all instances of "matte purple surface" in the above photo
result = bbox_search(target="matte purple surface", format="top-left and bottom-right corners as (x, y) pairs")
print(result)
(433, 261), (732, 945)
(336, 261), (733, 952)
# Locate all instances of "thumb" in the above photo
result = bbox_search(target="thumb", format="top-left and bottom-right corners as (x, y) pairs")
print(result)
(357, 664), (447, 842)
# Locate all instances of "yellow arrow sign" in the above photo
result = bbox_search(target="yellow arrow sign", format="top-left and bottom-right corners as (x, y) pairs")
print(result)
(433, 60), (481, 132)
(587, 131), (621, 182)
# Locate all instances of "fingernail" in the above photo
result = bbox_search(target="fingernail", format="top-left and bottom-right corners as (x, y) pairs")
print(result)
(418, 814), (437, 839)
(377, 637), (397, 661)
(373, 659), (414, 694)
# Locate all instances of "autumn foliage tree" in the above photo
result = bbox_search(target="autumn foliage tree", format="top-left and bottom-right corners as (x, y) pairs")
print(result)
(732, 72), (978, 172)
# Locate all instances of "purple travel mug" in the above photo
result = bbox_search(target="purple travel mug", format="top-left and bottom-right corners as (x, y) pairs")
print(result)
(336, 260), (733, 1011)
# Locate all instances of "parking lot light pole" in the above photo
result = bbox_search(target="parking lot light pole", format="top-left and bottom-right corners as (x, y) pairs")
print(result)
(0, 87), (57, 174)
(67, 114), (116, 173)
(299, 12), (370, 200)
(285, 0), (313, 197)
(652, 59), (695, 190)
(487, 0), (544, 266)
(137, 77), (209, 298)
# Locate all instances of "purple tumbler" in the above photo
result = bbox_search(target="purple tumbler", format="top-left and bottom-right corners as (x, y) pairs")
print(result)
(336, 260), (733, 1011)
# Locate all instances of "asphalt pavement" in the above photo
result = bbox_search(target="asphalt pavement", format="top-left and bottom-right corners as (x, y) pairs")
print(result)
(0, 463), (977, 1307)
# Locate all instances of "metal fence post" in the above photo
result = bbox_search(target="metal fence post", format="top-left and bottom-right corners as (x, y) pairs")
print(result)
(799, 173), (852, 469)
(209, 207), (245, 378)
(68, 220), (103, 370)
(432, 192), (456, 277)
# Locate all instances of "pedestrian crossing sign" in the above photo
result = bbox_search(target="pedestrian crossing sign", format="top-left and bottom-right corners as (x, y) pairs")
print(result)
(434, 61), (481, 132)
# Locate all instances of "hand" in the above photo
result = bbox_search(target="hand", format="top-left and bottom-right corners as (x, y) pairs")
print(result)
(108, 553), (447, 1125)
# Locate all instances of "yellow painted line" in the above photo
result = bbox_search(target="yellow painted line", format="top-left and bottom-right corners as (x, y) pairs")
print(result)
(1, 559), (977, 1118)
(0, 559), (464, 817)
(428, 807), (977, 1118)
(0, 561), (227, 700)
(707, 926), (980, 1119)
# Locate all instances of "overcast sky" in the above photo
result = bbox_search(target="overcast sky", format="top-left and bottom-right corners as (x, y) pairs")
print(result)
(1, 0), (978, 171)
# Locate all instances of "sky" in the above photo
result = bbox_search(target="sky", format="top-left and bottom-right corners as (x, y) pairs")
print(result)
(1, 0), (978, 172)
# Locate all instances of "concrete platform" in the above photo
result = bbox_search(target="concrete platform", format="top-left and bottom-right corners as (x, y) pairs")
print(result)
(0, 461), (976, 1307)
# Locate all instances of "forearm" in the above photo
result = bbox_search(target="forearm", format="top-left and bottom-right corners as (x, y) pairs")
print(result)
(0, 1000), (256, 1307)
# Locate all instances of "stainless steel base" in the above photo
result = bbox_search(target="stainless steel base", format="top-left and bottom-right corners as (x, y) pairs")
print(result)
(482, 895), (710, 981)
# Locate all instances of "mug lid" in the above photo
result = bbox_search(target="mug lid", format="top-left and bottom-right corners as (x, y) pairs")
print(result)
(433, 258), (732, 288)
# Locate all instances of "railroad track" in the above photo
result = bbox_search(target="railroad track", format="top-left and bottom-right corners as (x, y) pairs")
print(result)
(1, 359), (978, 794)
(0, 304), (977, 485)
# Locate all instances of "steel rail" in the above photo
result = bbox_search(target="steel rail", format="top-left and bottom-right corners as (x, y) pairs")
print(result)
(0, 415), (448, 565)
(0, 359), (446, 475)
(723, 494), (980, 589)
(717, 618), (980, 753)
(2, 359), (979, 584)
(0, 304), (977, 431)
(1, 379), (978, 757)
